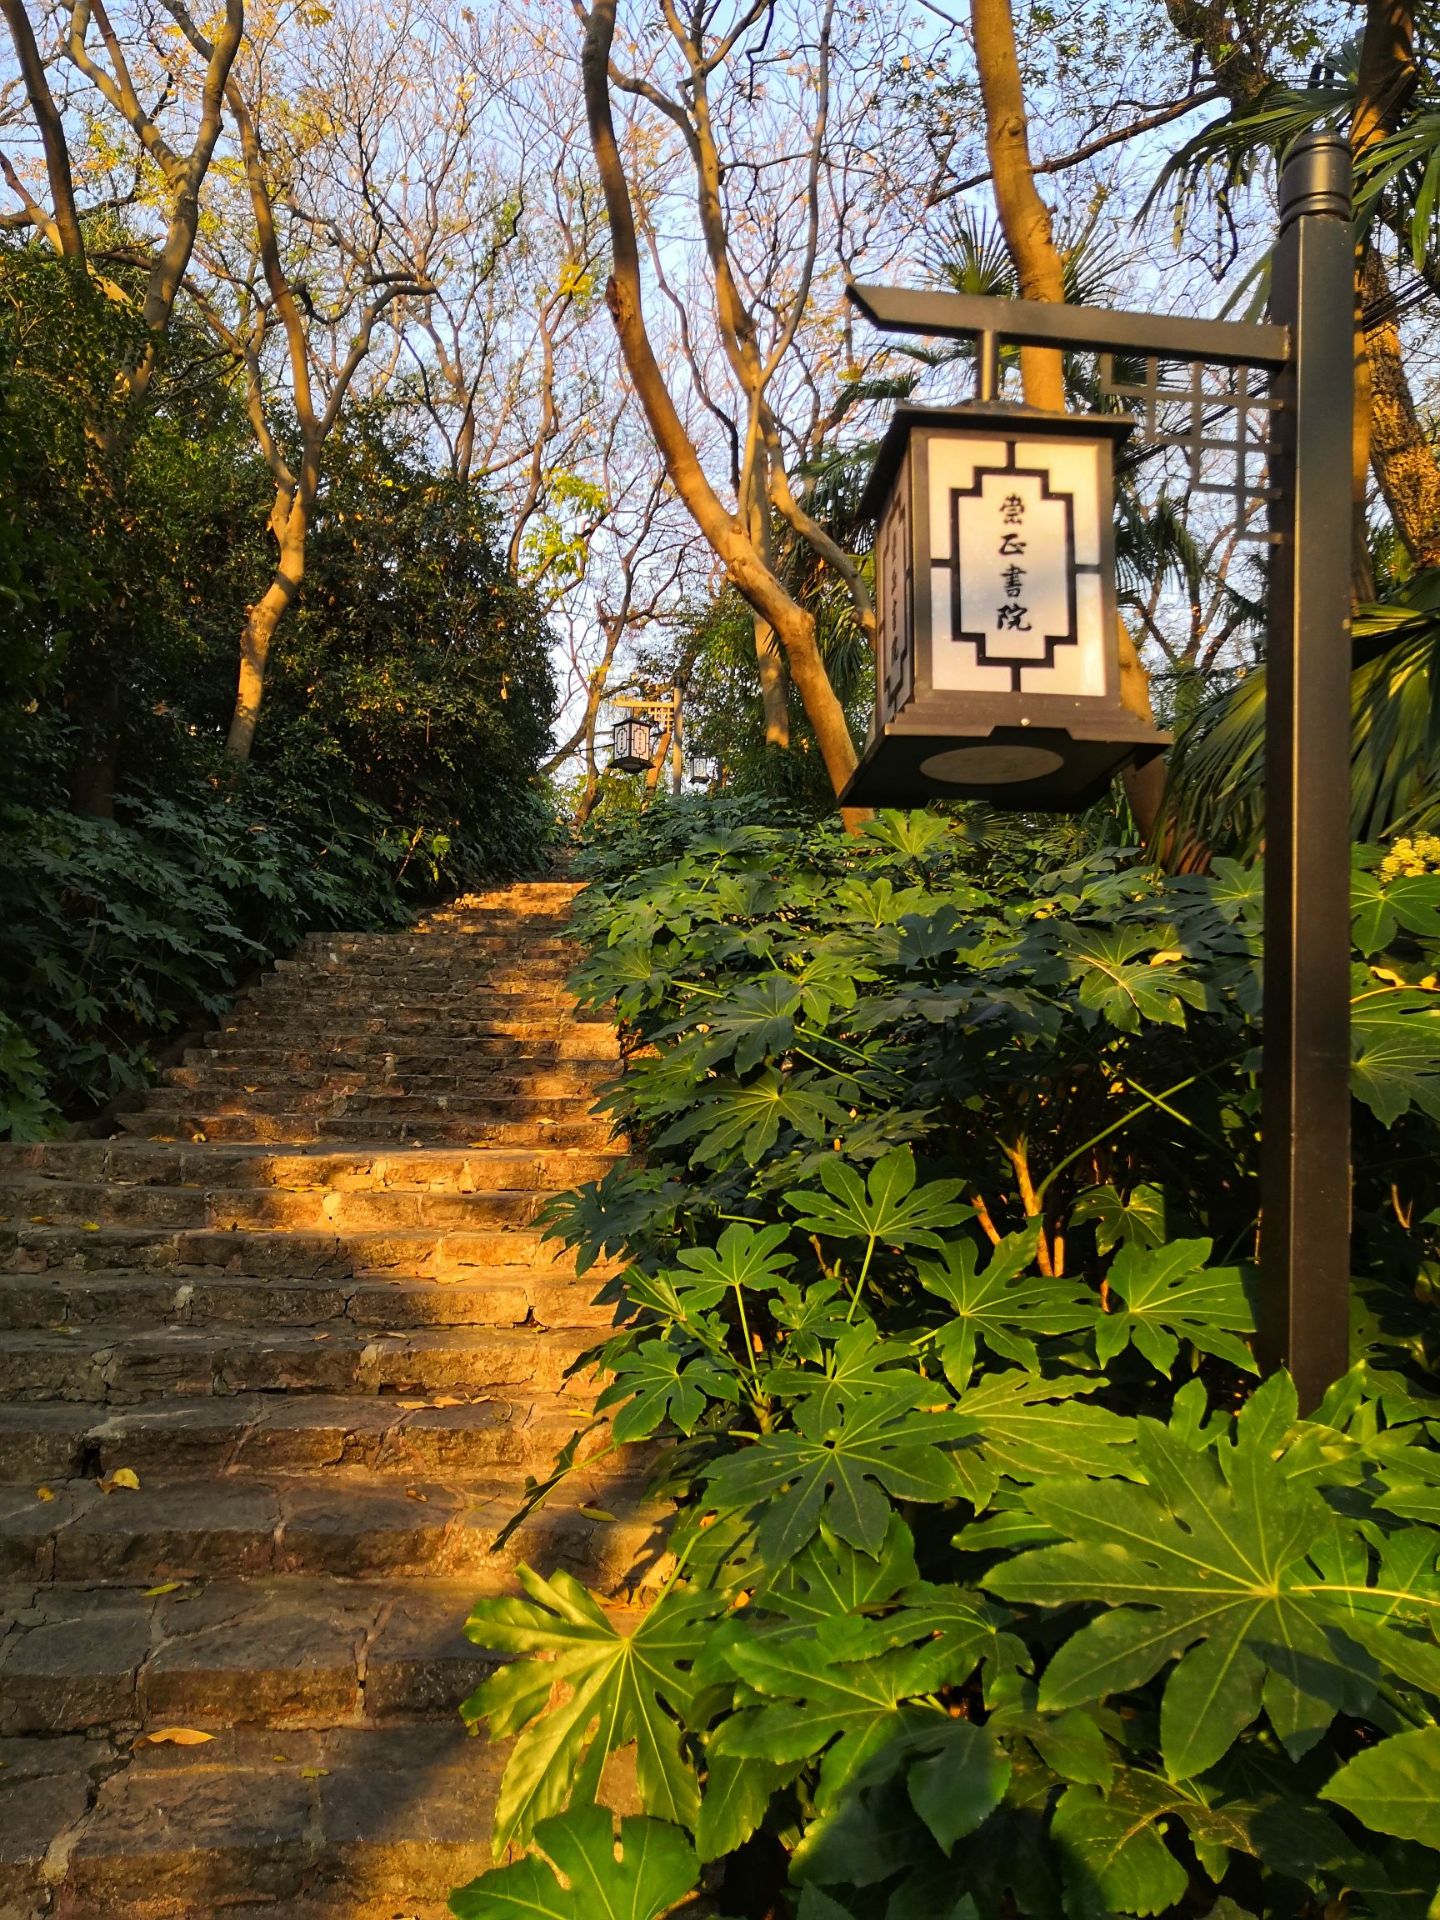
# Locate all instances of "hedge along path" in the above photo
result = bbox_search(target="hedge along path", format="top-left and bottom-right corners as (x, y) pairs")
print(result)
(0, 881), (664, 1920)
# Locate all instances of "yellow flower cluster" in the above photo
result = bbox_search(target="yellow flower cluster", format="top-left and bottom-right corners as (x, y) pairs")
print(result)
(1380, 834), (1440, 882)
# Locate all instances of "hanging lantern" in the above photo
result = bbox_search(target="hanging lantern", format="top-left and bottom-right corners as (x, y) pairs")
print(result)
(841, 403), (1168, 809)
(609, 717), (655, 774)
(688, 754), (718, 787)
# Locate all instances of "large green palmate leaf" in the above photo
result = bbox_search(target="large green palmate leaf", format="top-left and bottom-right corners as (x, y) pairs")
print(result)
(1047, 926), (1210, 1031)
(687, 971), (804, 1072)
(700, 1383), (971, 1562)
(948, 1370), (1137, 1510)
(1048, 1770), (1256, 1919)
(655, 1066), (843, 1166)
(448, 1805), (700, 1919)
(1097, 1238), (1257, 1375)
(1350, 982), (1440, 1124)
(1320, 1727), (1440, 1849)
(460, 1566), (722, 1850)
(913, 1228), (1096, 1387)
(986, 1375), (1387, 1779)
(783, 1145), (972, 1256)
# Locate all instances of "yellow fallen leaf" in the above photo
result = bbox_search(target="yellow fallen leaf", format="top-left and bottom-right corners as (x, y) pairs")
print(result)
(579, 1505), (616, 1523)
(136, 1727), (214, 1747)
(28, 1215), (49, 1224)
(99, 1467), (141, 1493)
(82, 1222), (101, 1232)
(299, 1766), (329, 1779)
(142, 1581), (187, 1596)
(35, 1486), (55, 1502)
(405, 1487), (428, 1502)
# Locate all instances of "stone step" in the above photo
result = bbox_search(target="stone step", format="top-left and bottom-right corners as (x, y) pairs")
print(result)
(0, 1220), (598, 1275)
(192, 1036), (622, 1067)
(0, 1321), (603, 1404)
(0, 1576), (534, 1736)
(116, 1109), (616, 1147)
(0, 1390), (606, 1481)
(0, 1723), (519, 1918)
(163, 1064), (608, 1099)
(0, 1142), (623, 1189)
(0, 1179), (578, 1232)
(0, 1264), (616, 1335)
(134, 1086), (604, 1120)
(0, 1468), (663, 1585)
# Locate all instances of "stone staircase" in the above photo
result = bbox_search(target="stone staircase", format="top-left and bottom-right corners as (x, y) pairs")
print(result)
(0, 884), (658, 1920)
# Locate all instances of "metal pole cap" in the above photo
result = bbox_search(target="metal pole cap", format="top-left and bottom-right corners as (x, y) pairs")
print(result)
(1279, 129), (1353, 227)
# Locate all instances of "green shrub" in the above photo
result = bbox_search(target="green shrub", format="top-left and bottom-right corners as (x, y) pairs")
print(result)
(451, 806), (1440, 1920)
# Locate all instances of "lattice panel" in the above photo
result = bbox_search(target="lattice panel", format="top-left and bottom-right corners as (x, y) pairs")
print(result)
(1097, 353), (1282, 545)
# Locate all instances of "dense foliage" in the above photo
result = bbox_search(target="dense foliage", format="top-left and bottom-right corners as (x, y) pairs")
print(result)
(452, 804), (1440, 1919)
(0, 248), (560, 1133)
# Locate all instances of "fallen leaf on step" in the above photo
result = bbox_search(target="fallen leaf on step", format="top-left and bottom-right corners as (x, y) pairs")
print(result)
(35, 1486), (55, 1502)
(299, 1766), (329, 1779)
(142, 1581), (188, 1596)
(395, 1400), (426, 1410)
(432, 1395), (463, 1407)
(136, 1727), (214, 1747)
(271, 1753), (290, 1763)
(405, 1488), (428, 1501)
(579, 1506), (616, 1523)
(28, 1215), (49, 1224)
(191, 1133), (207, 1143)
(82, 1222), (101, 1232)
(99, 1467), (141, 1493)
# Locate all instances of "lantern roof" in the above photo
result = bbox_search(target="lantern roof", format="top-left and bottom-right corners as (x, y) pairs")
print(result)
(858, 401), (1137, 523)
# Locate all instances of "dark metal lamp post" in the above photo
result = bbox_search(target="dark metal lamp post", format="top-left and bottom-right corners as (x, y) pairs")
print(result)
(845, 130), (1355, 1410)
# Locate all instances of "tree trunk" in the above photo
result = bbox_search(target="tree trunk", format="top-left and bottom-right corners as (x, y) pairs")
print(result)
(970, 0), (1163, 839)
(754, 617), (790, 749)
(225, 490), (309, 762)
(579, 0), (862, 817)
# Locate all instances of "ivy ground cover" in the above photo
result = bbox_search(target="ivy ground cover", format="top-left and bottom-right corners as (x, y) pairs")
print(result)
(450, 804), (1440, 1919)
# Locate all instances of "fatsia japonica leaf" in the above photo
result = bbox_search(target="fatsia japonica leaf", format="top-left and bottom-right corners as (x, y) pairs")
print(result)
(783, 1145), (972, 1254)
(656, 1066), (842, 1167)
(1097, 1238), (1258, 1375)
(1319, 1727), (1440, 1849)
(761, 1516), (919, 1625)
(700, 1384), (971, 1562)
(593, 1342), (711, 1442)
(460, 1567), (722, 1849)
(448, 1805), (699, 1920)
(949, 1370), (1136, 1510)
(914, 1228), (1096, 1387)
(1051, 925), (1210, 1031)
(1349, 984), (1440, 1124)
(1069, 1182), (1170, 1254)
(1048, 1770), (1253, 1919)
(986, 1374), (1380, 1780)
(672, 1220), (795, 1293)
(688, 971), (803, 1071)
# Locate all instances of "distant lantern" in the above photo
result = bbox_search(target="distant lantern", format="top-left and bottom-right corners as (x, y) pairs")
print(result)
(610, 717), (655, 774)
(841, 403), (1168, 808)
(688, 754), (718, 787)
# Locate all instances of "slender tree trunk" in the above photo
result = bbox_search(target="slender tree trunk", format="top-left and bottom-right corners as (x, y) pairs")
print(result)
(226, 490), (309, 762)
(969, 0), (1163, 839)
(754, 617), (790, 748)
(579, 0), (863, 819)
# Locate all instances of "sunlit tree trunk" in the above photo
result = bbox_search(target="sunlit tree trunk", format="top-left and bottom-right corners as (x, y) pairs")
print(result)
(970, 0), (1164, 840)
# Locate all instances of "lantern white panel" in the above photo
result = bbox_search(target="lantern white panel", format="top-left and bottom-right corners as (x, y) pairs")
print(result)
(926, 430), (1108, 699)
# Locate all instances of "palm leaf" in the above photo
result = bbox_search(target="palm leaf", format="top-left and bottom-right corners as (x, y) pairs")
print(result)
(1160, 571), (1440, 853)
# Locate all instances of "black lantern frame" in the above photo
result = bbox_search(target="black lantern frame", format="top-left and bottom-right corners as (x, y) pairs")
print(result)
(610, 716), (656, 774)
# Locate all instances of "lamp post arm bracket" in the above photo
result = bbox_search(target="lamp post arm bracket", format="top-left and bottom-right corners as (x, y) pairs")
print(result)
(846, 282), (1291, 372)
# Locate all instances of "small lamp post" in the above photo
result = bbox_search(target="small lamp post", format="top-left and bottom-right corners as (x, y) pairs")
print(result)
(609, 716), (655, 774)
(842, 402), (1167, 809)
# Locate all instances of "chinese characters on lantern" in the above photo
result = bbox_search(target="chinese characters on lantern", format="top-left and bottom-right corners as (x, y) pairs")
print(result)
(995, 492), (1032, 632)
